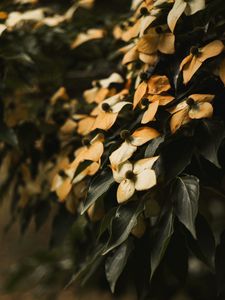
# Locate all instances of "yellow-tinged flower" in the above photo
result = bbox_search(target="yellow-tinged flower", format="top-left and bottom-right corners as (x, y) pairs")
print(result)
(112, 157), (159, 203)
(73, 114), (96, 136)
(83, 73), (124, 104)
(168, 0), (205, 32)
(109, 127), (160, 168)
(51, 134), (104, 201)
(170, 94), (215, 133)
(180, 40), (224, 84)
(91, 90), (131, 131)
(133, 74), (171, 108)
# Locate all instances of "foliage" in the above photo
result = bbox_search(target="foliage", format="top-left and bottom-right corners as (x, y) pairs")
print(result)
(0, 0), (225, 299)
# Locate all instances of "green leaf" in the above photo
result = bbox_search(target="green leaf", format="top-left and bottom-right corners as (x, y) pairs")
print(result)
(186, 214), (215, 270)
(105, 238), (134, 293)
(172, 175), (199, 238)
(81, 168), (114, 214)
(150, 209), (174, 279)
(159, 135), (194, 183)
(103, 201), (144, 255)
(195, 119), (225, 168)
(97, 207), (117, 240)
(145, 135), (165, 158)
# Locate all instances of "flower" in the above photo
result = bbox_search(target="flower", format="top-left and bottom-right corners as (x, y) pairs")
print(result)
(168, 0), (205, 32)
(51, 133), (104, 201)
(112, 157), (159, 203)
(180, 40), (224, 84)
(110, 127), (160, 168)
(73, 114), (96, 136)
(133, 74), (171, 108)
(83, 73), (124, 104)
(71, 28), (105, 49)
(91, 90), (131, 131)
(170, 94), (215, 133)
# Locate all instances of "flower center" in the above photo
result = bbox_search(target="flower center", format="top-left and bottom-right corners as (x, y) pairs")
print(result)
(140, 7), (149, 16)
(101, 102), (112, 112)
(155, 26), (163, 34)
(125, 170), (136, 181)
(141, 97), (150, 107)
(186, 98), (196, 107)
(120, 129), (132, 141)
(59, 170), (67, 178)
(190, 46), (200, 56)
(140, 72), (149, 82)
(82, 137), (90, 146)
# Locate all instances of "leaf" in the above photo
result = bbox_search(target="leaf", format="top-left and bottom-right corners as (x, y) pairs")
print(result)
(195, 119), (225, 168)
(186, 214), (215, 270)
(81, 168), (114, 214)
(103, 201), (144, 255)
(215, 231), (225, 295)
(105, 238), (134, 293)
(73, 160), (93, 178)
(97, 207), (117, 240)
(172, 175), (199, 238)
(144, 135), (165, 158)
(159, 135), (194, 183)
(150, 209), (174, 279)
(0, 122), (18, 147)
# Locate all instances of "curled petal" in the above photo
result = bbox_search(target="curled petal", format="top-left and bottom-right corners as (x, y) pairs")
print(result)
(167, 0), (187, 32)
(132, 127), (160, 146)
(135, 169), (157, 191)
(170, 108), (190, 133)
(110, 142), (137, 168)
(147, 75), (171, 94)
(189, 94), (215, 103)
(117, 179), (135, 203)
(199, 40), (224, 63)
(77, 116), (96, 136)
(111, 101), (131, 113)
(182, 55), (202, 84)
(133, 156), (159, 174)
(122, 45), (139, 65)
(137, 33), (159, 55)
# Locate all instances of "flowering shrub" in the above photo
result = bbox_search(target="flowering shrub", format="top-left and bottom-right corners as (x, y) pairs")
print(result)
(1, 0), (225, 298)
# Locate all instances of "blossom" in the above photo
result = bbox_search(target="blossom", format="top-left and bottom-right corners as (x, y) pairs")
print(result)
(112, 157), (159, 203)
(180, 40), (224, 84)
(51, 134), (104, 201)
(110, 127), (160, 168)
(168, 0), (205, 32)
(91, 90), (131, 131)
(71, 28), (105, 49)
(170, 94), (215, 133)
(133, 74), (171, 109)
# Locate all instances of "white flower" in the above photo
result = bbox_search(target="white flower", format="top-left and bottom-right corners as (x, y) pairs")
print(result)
(109, 127), (160, 168)
(112, 157), (159, 203)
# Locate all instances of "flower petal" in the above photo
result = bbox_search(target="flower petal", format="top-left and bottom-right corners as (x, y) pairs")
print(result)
(92, 111), (118, 131)
(182, 55), (202, 84)
(73, 162), (100, 184)
(158, 33), (175, 54)
(189, 102), (213, 119)
(132, 127), (160, 146)
(112, 161), (133, 183)
(117, 179), (135, 203)
(110, 141), (137, 168)
(147, 75), (171, 94)
(141, 100), (159, 124)
(189, 94), (215, 103)
(170, 108), (190, 133)
(185, 0), (205, 16)
(77, 116), (96, 136)
(137, 33), (159, 55)
(133, 156), (159, 174)
(55, 177), (72, 202)
(135, 169), (157, 191)
(167, 0), (187, 32)
(133, 81), (148, 109)
(122, 44), (139, 65)
(199, 40), (224, 63)
(219, 58), (225, 85)
(111, 101), (131, 113)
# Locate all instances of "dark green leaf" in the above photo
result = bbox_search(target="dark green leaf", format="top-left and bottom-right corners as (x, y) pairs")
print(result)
(103, 201), (144, 255)
(186, 214), (215, 270)
(215, 231), (225, 295)
(145, 135), (165, 158)
(105, 238), (134, 293)
(172, 175), (199, 238)
(150, 209), (174, 279)
(195, 119), (225, 168)
(81, 168), (114, 214)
